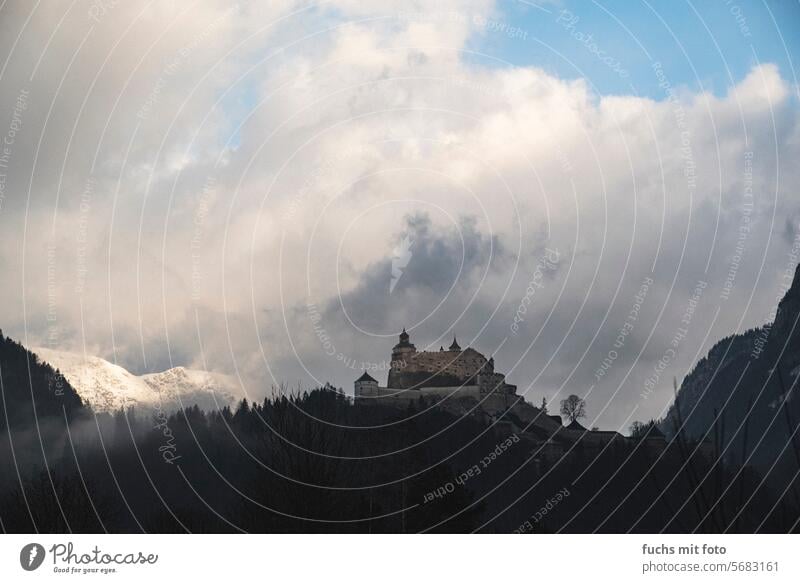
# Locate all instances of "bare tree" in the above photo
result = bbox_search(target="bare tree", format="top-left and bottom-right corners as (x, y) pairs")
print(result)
(560, 394), (586, 423)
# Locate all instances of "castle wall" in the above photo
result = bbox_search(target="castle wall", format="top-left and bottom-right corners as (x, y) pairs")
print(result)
(407, 350), (487, 378)
(478, 372), (513, 394)
(388, 347), (490, 389)
(417, 384), (481, 398)
(354, 384), (423, 404)
(355, 382), (517, 411)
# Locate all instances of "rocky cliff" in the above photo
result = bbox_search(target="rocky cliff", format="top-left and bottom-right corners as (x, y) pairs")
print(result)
(662, 265), (800, 486)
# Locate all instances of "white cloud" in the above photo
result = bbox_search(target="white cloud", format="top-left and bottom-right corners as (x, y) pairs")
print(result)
(0, 1), (798, 428)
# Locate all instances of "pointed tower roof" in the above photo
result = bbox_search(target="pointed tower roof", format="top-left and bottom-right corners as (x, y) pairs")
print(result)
(449, 336), (461, 351)
(393, 327), (414, 350)
(356, 371), (377, 383)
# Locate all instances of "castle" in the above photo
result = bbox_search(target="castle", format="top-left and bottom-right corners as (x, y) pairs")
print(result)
(354, 329), (517, 409)
(354, 330), (674, 460)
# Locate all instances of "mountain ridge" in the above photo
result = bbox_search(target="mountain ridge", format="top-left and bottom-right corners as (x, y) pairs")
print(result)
(662, 264), (800, 486)
(32, 346), (243, 413)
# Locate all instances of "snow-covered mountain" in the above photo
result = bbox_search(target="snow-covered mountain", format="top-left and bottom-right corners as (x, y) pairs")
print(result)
(32, 346), (243, 413)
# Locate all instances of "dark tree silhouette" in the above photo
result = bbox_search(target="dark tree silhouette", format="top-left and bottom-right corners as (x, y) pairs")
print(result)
(0, 332), (798, 534)
(560, 394), (586, 424)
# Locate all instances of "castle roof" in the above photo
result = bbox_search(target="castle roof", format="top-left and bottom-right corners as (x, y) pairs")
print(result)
(566, 420), (587, 431)
(356, 372), (377, 383)
(449, 336), (461, 351)
(393, 327), (415, 350)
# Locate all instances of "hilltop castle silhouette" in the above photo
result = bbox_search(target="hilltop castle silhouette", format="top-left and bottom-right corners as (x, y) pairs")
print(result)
(354, 329), (516, 409)
(354, 329), (672, 460)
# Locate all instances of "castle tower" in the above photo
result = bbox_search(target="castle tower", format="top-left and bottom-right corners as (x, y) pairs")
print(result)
(354, 371), (378, 398)
(449, 335), (461, 351)
(391, 328), (416, 364)
(388, 328), (416, 388)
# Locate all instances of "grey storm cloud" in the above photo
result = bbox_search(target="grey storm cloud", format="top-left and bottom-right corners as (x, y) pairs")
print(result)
(327, 212), (508, 333)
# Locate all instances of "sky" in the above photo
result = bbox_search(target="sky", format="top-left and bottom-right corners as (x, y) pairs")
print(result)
(486, 0), (800, 97)
(0, 0), (798, 432)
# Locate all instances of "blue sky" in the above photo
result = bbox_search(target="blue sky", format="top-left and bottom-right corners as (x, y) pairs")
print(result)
(473, 0), (799, 98)
(222, 1), (799, 150)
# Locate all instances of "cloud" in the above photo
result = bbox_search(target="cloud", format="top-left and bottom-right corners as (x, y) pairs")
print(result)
(323, 211), (507, 336)
(0, 1), (798, 428)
